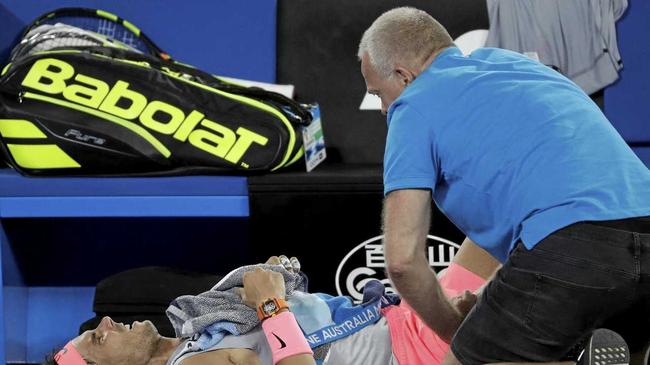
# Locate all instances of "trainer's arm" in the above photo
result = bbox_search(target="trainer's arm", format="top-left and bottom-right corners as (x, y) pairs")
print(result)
(383, 188), (461, 343)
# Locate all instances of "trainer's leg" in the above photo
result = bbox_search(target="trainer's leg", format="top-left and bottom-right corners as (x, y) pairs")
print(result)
(442, 348), (573, 365)
(450, 221), (640, 364)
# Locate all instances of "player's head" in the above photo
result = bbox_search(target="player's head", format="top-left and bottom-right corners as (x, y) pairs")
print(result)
(44, 316), (162, 365)
(43, 316), (261, 365)
(358, 7), (453, 114)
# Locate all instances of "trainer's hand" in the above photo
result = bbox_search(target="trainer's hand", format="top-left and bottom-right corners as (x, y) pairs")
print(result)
(265, 255), (301, 273)
(450, 290), (477, 319)
(239, 268), (286, 308)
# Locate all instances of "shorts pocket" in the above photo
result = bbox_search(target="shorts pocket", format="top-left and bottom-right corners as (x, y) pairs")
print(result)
(525, 270), (615, 342)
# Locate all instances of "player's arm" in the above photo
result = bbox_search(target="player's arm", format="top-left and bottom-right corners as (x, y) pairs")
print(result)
(444, 237), (502, 316)
(383, 188), (462, 343)
(273, 353), (315, 365)
(453, 237), (501, 282)
(240, 268), (315, 365)
(459, 237), (501, 300)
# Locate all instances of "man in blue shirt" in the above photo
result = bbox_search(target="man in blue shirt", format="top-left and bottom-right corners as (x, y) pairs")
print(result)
(358, 7), (650, 365)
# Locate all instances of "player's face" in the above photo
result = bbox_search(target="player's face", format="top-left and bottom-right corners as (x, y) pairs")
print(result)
(361, 52), (406, 115)
(72, 316), (261, 365)
(72, 316), (160, 365)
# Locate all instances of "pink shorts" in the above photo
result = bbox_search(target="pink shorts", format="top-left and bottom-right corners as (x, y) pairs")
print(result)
(381, 263), (486, 365)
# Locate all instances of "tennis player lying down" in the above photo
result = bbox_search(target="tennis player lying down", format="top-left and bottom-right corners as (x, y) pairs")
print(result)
(45, 238), (500, 365)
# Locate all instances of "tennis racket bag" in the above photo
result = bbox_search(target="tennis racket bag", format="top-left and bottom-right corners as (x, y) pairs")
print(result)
(0, 8), (312, 176)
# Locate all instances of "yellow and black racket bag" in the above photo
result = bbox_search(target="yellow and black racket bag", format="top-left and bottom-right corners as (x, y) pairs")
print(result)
(0, 8), (310, 176)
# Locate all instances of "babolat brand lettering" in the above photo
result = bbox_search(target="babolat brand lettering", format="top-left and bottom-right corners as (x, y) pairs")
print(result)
(335, 235), (460, 302)
(0, 8), (313, 176)
(21, 58), (269, 165)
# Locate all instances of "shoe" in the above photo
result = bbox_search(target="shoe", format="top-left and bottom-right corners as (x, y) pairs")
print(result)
(577, 328), (630, 365)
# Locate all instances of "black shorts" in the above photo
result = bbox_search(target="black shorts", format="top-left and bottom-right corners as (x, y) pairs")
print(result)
(451, 217), (650, 364)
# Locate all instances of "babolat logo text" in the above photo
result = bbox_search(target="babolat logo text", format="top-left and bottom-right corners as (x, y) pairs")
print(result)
(335, 235), (460, 302)
(21, 58), (268, 166)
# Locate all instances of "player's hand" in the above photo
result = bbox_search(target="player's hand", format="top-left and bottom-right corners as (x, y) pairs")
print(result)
(450, 290), (477, 319)
(265, 255), (301, 273)
(239, 268), (286, 308)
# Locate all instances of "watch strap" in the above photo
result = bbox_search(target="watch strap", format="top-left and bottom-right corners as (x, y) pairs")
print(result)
(257, 297), (289, 321)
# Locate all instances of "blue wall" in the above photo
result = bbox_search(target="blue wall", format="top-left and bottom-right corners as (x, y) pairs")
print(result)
(605, 0), (650, 143)
(0, 0), (277, 82)
(0, 3), (23, 65)
(603, 0), (650, 166)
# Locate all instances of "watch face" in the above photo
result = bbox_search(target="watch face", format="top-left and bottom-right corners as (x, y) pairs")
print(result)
(263, 300), (278, 315)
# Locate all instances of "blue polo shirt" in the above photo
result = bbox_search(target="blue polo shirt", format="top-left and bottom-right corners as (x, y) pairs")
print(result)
(384, 47), (650, 262)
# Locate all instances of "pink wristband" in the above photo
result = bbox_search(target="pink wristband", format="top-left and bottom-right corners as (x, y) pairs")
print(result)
(54, 342), (88, 365)
(262, 311), (313, 364)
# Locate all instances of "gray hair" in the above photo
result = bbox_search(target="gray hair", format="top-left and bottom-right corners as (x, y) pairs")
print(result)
(358, 7), (453, 79)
